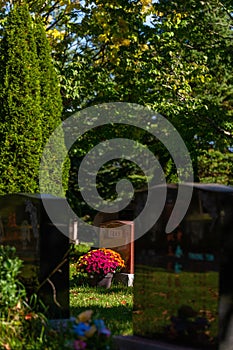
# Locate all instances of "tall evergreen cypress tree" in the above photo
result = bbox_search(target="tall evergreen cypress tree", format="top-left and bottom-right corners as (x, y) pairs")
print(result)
(34, 18), (63, 143)
(0, 4), (69, 195)
(34, 17), (70, 195)
(0, 4), (42, 194)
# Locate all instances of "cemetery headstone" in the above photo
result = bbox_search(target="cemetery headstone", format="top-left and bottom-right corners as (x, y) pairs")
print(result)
(0, 193), (70, 319)
(133, 184), (233, 349)
(100, 220), (134, 273)
(100, 220), (134, 286)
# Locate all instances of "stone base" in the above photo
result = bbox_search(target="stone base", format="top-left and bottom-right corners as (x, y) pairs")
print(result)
(113, 336), (198, 350)
(114, 273), (134, 287)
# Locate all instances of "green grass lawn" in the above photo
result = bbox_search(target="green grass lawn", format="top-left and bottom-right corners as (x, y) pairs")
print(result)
(69, 262), (133, 336)
(133, 265), (218, 348)
(70, 245), (219, 348)
(70, 265), (218, 344)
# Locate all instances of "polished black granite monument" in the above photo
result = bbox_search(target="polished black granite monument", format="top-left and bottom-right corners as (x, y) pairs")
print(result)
(0, 193), (70, 319)
(133, 184), (233, 349)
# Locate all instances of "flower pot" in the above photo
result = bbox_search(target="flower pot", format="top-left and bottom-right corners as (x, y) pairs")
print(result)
(89, 273), (113, 288)
(97, 273), (113, 289)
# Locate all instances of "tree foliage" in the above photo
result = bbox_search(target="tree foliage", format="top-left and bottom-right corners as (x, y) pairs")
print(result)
(198, 149), (233, 185)
(0, 0), (232, 205)
(0, 4), (43, 193)
(0, 4), (68, 195)
(64, 0), (233, 205)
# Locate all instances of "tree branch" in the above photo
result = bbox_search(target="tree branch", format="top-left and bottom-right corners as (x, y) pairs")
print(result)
(219, 1), (233, 21)
(47, 278), (61, 308)
(205, 116), (233, 138)
(37, 247), (71, 292)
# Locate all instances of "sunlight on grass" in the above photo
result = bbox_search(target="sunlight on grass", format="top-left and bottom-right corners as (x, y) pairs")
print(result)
(70, 244), (133, 336)
(70, 284), (133, 336)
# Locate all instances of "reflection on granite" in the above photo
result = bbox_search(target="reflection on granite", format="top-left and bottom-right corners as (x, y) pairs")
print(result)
(0, 193), (70, 319)
(133, 184), (233, 349)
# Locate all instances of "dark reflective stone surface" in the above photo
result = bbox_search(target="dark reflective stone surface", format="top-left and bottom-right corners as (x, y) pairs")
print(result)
(0, 193), (70, 319)
(133, 184), (233, 349)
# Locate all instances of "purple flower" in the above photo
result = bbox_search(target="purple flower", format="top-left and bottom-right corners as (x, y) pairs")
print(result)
(94, 319), (111, 337)
(74, 339), (87, 350)
(101, 328), (111, 336)
(77, 248), (125, 276)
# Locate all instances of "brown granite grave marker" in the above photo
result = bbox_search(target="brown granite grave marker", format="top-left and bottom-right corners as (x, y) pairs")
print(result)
(100, 220), (134, 274)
